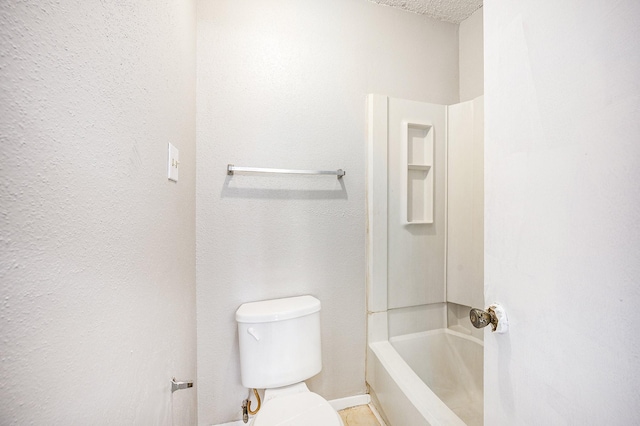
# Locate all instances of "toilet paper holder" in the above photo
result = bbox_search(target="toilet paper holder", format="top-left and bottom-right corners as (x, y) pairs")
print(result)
(171, 377), (194, 393)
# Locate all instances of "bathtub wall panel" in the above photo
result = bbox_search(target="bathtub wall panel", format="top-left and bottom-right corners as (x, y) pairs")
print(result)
(446, 97), (484, 309)
(387, 98), (447, 309)
(388, 304), (446, 337)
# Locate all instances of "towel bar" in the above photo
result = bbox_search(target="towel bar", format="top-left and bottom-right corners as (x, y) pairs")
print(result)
(227, 164), (345, 179)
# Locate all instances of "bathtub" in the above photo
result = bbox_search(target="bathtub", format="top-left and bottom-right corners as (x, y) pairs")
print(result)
(367, 329), (483, 426)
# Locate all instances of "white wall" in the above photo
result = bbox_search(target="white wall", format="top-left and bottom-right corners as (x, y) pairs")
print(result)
(0, 1), (197, 424)
(485, 1), (640, 424)
(196, 0), (459, 424)
(459, 8), (484, 101)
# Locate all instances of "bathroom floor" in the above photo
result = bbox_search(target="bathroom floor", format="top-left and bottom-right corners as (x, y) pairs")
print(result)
(338, 405), (386, 426)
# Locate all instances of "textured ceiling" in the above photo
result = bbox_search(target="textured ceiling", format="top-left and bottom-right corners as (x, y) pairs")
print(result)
(368, 0), (482, 24)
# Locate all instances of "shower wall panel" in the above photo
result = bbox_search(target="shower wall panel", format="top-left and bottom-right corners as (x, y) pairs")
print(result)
(446, 97), (484, 309)
(387, 98), (447, 309)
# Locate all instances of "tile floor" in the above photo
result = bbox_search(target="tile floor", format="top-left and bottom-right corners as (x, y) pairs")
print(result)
(338, 405), (386, 426)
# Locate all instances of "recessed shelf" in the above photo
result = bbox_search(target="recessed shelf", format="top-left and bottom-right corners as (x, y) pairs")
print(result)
(408, 164), (431, 171)
(402, 122), (434, 224)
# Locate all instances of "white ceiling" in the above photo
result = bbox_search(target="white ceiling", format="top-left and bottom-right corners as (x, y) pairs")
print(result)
(368, 0), (482, 24)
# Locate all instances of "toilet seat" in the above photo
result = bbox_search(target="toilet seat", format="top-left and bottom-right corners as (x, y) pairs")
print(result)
(251, 391), (343, 426)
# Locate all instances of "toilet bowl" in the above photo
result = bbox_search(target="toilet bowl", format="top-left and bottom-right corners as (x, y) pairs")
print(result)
(249, 383), (342, 426)
(236, 295), (343, 426)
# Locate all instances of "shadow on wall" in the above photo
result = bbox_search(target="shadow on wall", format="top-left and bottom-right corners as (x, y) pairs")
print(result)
(221, 175), (348, 200)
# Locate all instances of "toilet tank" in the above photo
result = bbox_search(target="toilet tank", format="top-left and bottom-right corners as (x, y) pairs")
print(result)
(235, 295), (322, 389)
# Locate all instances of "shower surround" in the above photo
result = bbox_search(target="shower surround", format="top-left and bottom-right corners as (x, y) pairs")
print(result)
(366, 94), (484, 425)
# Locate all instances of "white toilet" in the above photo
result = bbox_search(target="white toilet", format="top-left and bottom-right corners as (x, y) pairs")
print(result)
(236, 295), (344, 426)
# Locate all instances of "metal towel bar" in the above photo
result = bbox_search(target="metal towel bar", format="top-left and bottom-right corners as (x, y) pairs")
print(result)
(227, 164), (345, 179)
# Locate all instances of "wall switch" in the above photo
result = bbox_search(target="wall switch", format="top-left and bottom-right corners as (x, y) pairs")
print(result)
(168, 143), (179, 182)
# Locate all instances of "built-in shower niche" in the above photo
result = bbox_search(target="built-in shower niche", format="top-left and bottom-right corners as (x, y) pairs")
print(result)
(403, 122), (434, 224)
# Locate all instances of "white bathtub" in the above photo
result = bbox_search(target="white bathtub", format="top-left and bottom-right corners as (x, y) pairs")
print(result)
(367, 329), (483, 426)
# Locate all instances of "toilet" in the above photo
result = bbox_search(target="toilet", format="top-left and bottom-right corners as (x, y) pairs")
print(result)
(236, 295), (344, 426)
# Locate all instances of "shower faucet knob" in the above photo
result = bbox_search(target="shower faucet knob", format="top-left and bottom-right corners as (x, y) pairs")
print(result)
(469, 304), (509, 334)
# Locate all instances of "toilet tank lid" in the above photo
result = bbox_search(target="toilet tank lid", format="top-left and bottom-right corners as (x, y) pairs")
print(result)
(236, 295), (320, 323)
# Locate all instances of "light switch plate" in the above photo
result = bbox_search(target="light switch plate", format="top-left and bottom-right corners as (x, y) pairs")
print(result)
(168, 143), (179, 182)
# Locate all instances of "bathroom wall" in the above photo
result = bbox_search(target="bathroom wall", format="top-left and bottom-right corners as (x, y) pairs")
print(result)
(484, 1), (640, 424)
(459, 7), (484, 102)
(0, 1), (197, 424)
(195, 0), (459, 424)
